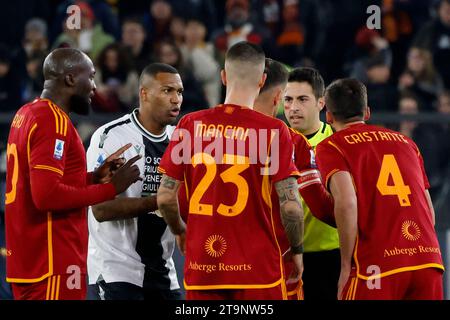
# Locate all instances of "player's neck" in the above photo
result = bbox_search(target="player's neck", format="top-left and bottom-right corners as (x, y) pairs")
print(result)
(302, 120), (322, 136)
(137, 109), (165, 135)
(335, 120), (365, 131)
(40, 89), (70, 114)
(224, 87), (258, 109)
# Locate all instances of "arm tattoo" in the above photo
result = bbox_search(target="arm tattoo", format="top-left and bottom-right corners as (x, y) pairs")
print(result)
(275, 177), (304, 248)
(275, 177), (302, 204)
(158, 174), (184, 235)
(161, 174), (176, 190)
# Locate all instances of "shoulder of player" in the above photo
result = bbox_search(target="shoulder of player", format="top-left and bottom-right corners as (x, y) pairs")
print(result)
(315, 133), (337, 152)
(23, 99), (72, 138)
(180, 108), (215, 122)
(88, 114), (131, 150)
(288, 127), (310, 143)
(249, 111), (288, 129)
(28, 98), (69, 122)
(94, 114), (132, 137)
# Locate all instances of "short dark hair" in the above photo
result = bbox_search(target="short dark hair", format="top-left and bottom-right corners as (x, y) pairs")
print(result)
(139, 63), (179, 85)
(288, 67), (325, 99)
(325, 78), (367, 121)
(225, 41), (265, 64)
(260, 58), (289, 93)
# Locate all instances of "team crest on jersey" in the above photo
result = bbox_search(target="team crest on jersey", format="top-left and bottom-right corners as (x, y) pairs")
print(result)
(134, 144), (142, 155)
(94, 154), (105, 170)
(53, 139), (65, 160)
(99, 133), (108, 148)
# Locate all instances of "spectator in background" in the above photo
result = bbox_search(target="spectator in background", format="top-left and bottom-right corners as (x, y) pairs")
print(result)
(169, 0), (218, 39)
(380, 0), (417, 79)
(349, 27), (392, 84)
(398, 91), (441, 191)
(437, 90), (450, 114)
(300, 0), (369, 83)
(144, 0), (174, 47)
(93, 43), (139, 113)
(413, 0), (450, 89)
(22, 52), (46, 102)
(23, 18), (49, 59)
(213, 0), (274, 64)
(154, 40), (208, 117)
(52, 1), (114, 61)
(435, 90), (450, 181)
(181, 18), (221, 106)
(121, 16), (153, 74)
(0, 45), (22, 152)
(276, 0), (305, 66)
(21, 18), (49, 104)
(170, 16), (186, 47)
(398, 46), (444, 110)
(50, 0), (120, 43)
(365, 54), (398, 112)
(255, 0), (282, 38)
(0, 46), (22, 114)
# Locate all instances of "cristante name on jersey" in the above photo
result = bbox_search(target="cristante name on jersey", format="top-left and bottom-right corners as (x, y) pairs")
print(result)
(344, 130), (409, 145)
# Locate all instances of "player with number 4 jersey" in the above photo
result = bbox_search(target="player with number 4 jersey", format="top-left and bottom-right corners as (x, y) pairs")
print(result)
(316, 78), (444, 300)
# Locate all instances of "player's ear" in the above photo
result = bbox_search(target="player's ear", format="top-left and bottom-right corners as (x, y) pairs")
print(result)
(65, 73), (76, 87)
(326, 110), (334, 124)
(273, 88), (282, 107)
(364, 106), (371, 121)
(317, 97), (325, 111)
(139, 87), (147, 102)
(220, 70), (227, 86)
(258, 73), (267, 89)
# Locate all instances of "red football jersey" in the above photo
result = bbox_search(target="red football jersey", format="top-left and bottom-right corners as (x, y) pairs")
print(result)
(159, 104), (300, 289)
(5, 98), (116, 283)
(316, 123), (444, 279)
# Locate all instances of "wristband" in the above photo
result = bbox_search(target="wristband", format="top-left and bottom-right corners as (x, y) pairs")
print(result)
(291, 244), (304, 254)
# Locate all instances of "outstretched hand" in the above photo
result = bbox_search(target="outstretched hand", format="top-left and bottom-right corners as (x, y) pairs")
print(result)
(93, 143), (132, 184)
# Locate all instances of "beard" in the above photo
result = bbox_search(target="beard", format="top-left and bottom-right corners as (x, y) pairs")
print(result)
(70, 94), (90, 115)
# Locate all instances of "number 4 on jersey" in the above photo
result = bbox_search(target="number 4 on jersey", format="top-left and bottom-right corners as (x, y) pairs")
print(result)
(376, 154), (411, 207)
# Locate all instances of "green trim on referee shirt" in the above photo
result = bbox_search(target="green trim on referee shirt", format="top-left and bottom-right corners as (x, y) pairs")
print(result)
(303, 122), (340, 252)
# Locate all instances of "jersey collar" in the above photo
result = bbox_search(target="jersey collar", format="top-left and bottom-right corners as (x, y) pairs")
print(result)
(130, 108), (168, 142)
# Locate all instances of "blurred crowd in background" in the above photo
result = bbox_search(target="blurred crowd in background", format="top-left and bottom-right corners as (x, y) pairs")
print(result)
(1, 0), (449, 194)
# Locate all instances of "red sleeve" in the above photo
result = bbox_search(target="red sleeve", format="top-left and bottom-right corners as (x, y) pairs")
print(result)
(159, 117), (188, 181)
(291, 131), (335, 226)
(29, 111), (116, 212)
(315, 139), (349, 191)
(31, 171), (116, 211)
(177, 182), (189, 222)
(299, 183), (336, 227)
(86, 172), (95, 185)
(291, 130), (313, 172)
(414, 143), (430, 189)
(272, 123), (300, 182)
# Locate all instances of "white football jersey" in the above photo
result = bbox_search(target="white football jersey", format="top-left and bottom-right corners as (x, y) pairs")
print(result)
(86, 109), (179, 290)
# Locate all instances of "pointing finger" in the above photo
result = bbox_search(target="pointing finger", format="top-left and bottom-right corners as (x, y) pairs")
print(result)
(106, 143), (132, 161)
